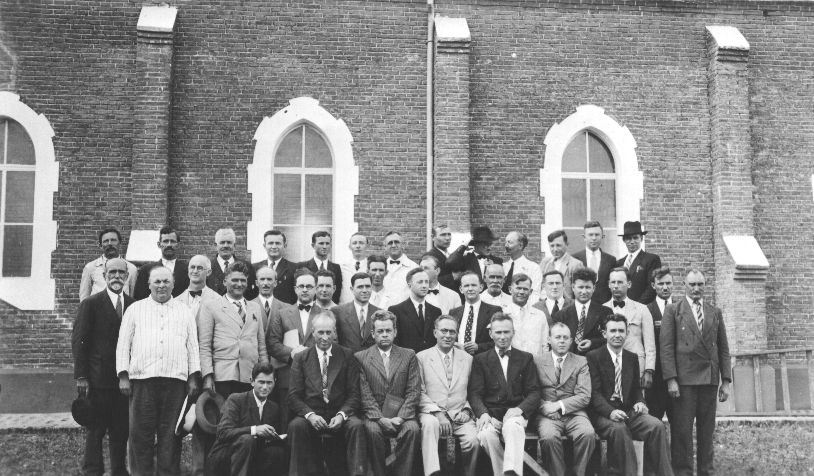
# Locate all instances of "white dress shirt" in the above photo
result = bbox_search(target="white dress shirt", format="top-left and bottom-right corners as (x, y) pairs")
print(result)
(584, 248), (601, 273)
(107, 287), (124, 309)
(495, 346), (512, 380)
(623, 248), (642, 268)
(297, 302), (311, 337)
(480, 290), (512, 311)
(217, 255), (234, 271)
(655, 296), (672, 317)
(506, 302), (549, 359)
(369, 290), (391, 310)
(457, 300), (482, 345)
(250, 390), (268, 435)
(544, 297), (566, 316)
(382, 254), (418, 303)
(161, 258), (176, 273)
(425, 284), (461, 314)
(503, 255), (543, 301)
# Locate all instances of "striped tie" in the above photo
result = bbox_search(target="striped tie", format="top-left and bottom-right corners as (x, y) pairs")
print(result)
(576, 305), (586, 343)
(321, 351), (329, 403)
(613, 353), (622, 402)
(693, 299), (704, 332)
(234, 301), (245, 324)
(555, 356), (563, 384)
(444, 353), (453, 384)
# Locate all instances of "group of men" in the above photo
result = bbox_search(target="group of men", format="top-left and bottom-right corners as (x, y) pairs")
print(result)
(71, 220), (731, 476)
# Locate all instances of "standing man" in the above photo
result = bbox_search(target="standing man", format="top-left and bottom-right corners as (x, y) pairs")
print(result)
(288, 313), (367, 476)
(480, 264), (512, 310)
(116, 267), (201, 476)
(417, 315), (480, 476)
(646, 267), (675, 421)
(445, 226), (502, 285)
(390, 268), (440, 353)
(381, 231), (418, 304)
(333, 272), (380, 353)
(450, 271), (503, 355)
(298, 230), (343, 304)
(253, 229), (297, 305)
(502, 231), (542, 302)
(504, 273), (549, 359)
(586, 314), (673, 476)
(534, 323), (595, 476)
(661, 269), (731, 476)
(356, 311), (421, 476)
(175, 255), (220, 318)
(133, 226), (189, 300)
(533, 271), (572, 328)
(314, 270), (339, 311)
(469, 313), (541, 476)
(339, 232), (369, 304)
(427, 223), (452, 270)
(251, 266), (281, 330)
(420, 253), (461, 314)
(540, 230), (584, 300)
(616, 221), (662, 305)
(208, 228), (257, 299)
(79, 227), (137, 301)
(554, 268), (613, 356)
(572, 221), (616, 305)
(366, 255), (393, 310)
(72, 258), (133, 476)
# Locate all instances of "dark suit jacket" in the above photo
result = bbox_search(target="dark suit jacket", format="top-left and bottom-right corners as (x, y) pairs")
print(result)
(390, 298), (440, 353)
(332, 302), (380, 353)
(72, 290), (134, 388)
(660, 298), (731, 386)
(207, 255), (257, 299)
(553, 302), (613, 355)
(449, 301), (503, 353)
(533, 297), (573, 329)
(298, 258), (342, 304)
(288, 345), (360, 418)
(210, 390), (284, 454)
(426, 247), (448, 271)
(444, 245), (503, 282)
(586, 346), (643, 417)
(133, 259), (189, 300)
(468, 347), (541, 420)
(356, 345), (421, 420)
(253, 258), (297, 305)
(615, 250), (661, 305)
(572, 249), (616, 304)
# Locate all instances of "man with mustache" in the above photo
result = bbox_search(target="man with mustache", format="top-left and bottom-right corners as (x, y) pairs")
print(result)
(133, 226), (189, 300)
(79, 227), (137, 301)
(207, 227), (257, 299)
(480, 264), (512, 310)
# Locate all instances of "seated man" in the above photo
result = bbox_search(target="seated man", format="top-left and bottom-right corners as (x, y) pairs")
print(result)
(208, 362), (286, 476)
(534, 323), (595, 476)
(586, 314), (672, 476)
(469, 313), (541, 476)
(417, 315), (479, 476)
(288, 313), (366, 476)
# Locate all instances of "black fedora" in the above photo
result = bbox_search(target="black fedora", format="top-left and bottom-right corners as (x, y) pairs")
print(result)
(71, 396), (96, 428)
(619, 221), (649, 237)
(470, 226), (498, 244)
(195, 391), (226, 435)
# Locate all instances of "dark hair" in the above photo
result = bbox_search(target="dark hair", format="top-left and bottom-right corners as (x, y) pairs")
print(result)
(367, 254), (387, 268)
(460, 270), (483, 285)
(294, 268), (316, 283)
(384, 230), (401, 242)
(372, 309), (397, 330)
(252, 362), (276, 380)
(542, 270), (564, 281)
(431, 224), (449, 238)
(225, 260), (250, 277)
(434, 314), (459, 329)
(650, 266), (672, 283)
(583, 220), (603, 231)
(609, 266), (631, 282)
(315, 269), (336, 284)
(159, 226), (179, 241)
(571, 267), (597, 284)
(406, 267), (426, 284)
(419, 253), (440, 268)
(511, 272), (532, 286)
(511, 231), (528, 249)
(350, 272), (372, 287)
(547, 229), (568, 244)
(549, 322), (572, 337)
(98, 227), (122, 245)
(489, 312), (513, 325)
(263, 229), (287, 244)
(311, 230), (331, 244)
(603, 313), (628, 330)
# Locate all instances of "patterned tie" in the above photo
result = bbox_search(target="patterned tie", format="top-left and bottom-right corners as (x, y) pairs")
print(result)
(264, 300), (270, 314)
(551, 300), (560, 316)
(355, 261), (360, 271)
(234, 301), (245, 324)
(613, 353), (623, 402)
(555, 356), (564, 383)
(576, 305), (586, 343)
(321, 351), (329, 403)
(320, 261), (325, 271)
(383, 352), (390, 380)
(418, 303), (424, 323)
(693, 299), (704, 332)
(223, 259), (230, 271)
(115, 294), (123, 319)
(444, 353), (453, 384)
(359, 307), (366, 338)
(624, 254), (632, 269)
(464, 305), (475, 343)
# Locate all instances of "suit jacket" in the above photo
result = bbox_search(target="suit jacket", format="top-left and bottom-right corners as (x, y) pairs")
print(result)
(197, 296), (268, 383)
(266, 302), (321, 387)
(250, 295), (291, 333)
(468, 347), (541, 420)
(660, 298), (731, 386)
(534, 351), (591, 417)
(586, 346), (643, 417)
(72, 290), (134, 388)
(288, 344), (360, 418)
(253, 258), (298, 305)
(533, 297), (573, 329)
(356, 345), (421, 420)
(615, 250), (661, 305)
(417, 347), (473, 419)
(298, 258), (342, 304)
(207, 255), (257, 300)
(450, 300), (503, 353)
(390, 298), (440, 353)
(332, 301), (380, 353)
(572, 249), (616, 304)
(132, 259), (189, 301)
(444, 245), (503, 282)
(210, 390), (283, 454)
(540, 253), (584, 300)
(426, 247), (448, 271)
(553, 302), (613, 355)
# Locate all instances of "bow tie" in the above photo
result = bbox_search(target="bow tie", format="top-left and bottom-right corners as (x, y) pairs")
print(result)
(499, 349), (511, 358)
(189, 290), (202, 298)
(428, 289), (439, 295)
(298, 304), (312, 311)
(613, 300), (625, 308)
(389, 259), (400, 265)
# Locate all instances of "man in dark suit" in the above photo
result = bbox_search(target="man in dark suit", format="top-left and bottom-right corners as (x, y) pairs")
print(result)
(646, 266), (675, 421)
(553, 267), (613, 356)
(661, 269), (731, 476)
(615, 221), (661, 305)
(390, 268), (440, 353)
(333, 272), (380, 353)
(587, 314), (673, 476)
(298, 230), (342, 304)
(572, 221), (616, 305)
(450, 271), (502, 355)
(250, 265), (292, 332)
(288, 313), (366, 476)
(533, 270), (572, 328)
(445, 225), (503, 287)
(356, 311), (421, 476)
(252, 229), (297, 305)
(133, 226), (189, 300)
(469, 313), (541, 476)
(208, 362), (287, 476)
(427, 223), (452, 270)
(207, 227), (257, 299)
(72, 257), (133, 476)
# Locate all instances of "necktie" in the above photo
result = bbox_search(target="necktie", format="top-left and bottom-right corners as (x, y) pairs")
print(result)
(319, 261), (325, 271)
(613, 353), (623, 402)
(224, 259), (230, 271)
(298, 303), (312, 311)
(693, 299), (703, 331)
(355, 261), (360, 271)
(234, 301), (245, 324)
(499, 348), (510, 358)
(551, 300), (560, 316)
(444, 353), (453, 384)
(359, 307), (366, 337)
(115, 294), (123, 319)
(555, 356), (564, 383)
(576, 305), (586, 343)
(464, 305), (475, 343)
(264, 300), (270, 314)
(389, 259), (400, 266)
(189, 290), (202, 298)
(613, 300), (626, 309)
(270, 260), (277, 270)
(321, 351), (329, 403)
(418, 303), (424, 323)
(624, 254), (632, 269)
(589, 252), (598, 272)
(383, 352), (390, 380)
(502, 261), (515, 294)
(428, 289), (439, 295)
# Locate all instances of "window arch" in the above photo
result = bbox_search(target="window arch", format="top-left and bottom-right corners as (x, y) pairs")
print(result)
(248, 97), (357, 263)
(0, 92), (58, 310)
(540, 105), (643, 258)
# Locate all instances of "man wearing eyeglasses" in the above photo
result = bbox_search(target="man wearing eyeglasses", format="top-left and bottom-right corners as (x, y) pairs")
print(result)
(381, 231), (417, 304)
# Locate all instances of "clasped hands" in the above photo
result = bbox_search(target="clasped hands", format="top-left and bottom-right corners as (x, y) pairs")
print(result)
(476, 407), (523, 432)
(307, 413), (345, 432)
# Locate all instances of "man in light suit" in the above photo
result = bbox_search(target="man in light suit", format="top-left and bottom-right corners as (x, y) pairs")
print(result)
(298, 230), (343, 304)
(252, 229), (297, 305)
(390, 268), (440, 353)
(450, 271), (503, 355)
(646, 267), (674, 421)
(533, 270), (572, 328)
(176, 255), (221, 318)
(534, 322), (595, 476)
(469, 313), (541, 476)
(339, 232), (369, 304)
(79, 227), (138, 301)
(553, 268), (614, 356)
(333, 272), (380, 353)
(615, 221), (661, 305)
(572, 221), (616, 305)
(606, 267), (656, 388)
(356, 311), (421, 476)
(417, 315), (479, 476)
(133, 226), (189, 300)
(540, 230), (584, 300)
(502, 231), (542, 302)
(251, 266), (285, 331)
(288, 313), (366, 476)
(381, 230), (418, 304)
(661, 269), (730, 476)
(207, 227), (257, 299)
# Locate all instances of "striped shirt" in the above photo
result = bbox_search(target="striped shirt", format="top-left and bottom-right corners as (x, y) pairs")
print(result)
(116, 297), (201, 382)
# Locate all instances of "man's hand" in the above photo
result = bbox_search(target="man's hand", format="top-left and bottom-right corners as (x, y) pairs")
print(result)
(434, 412), (452, 437)
(476, 413), (491, 431)
(491, 417), (503, 431)
(667, 378), (680, 399)
(377, 417), (397, 434)
(390, 417), (404, 428)
(291, 345), (308, 356)
(719, 381), (731, 403)
(203, 375), (216, 396)
(546, 412), (562, 421)
(327, 415), (344, 430)
(255, 424), (279, 439)
(609, 409), (628, 422)
(76, 378), (89, 399)
(187, 375), (200, 398)
(463, 342), (478, 355)
(118, 374), (131, 397)
(633, 402), (648, 415)
(541, 401), (560, 415)
(307, 414), (328, 431)
(504, 407), (523, 420)
(577, 340), (592, 352)
(641, 370), (653, 389)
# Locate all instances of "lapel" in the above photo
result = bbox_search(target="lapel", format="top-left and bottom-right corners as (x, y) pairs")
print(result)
(506, 349), (522, 390)
(559, 352), (579, 383)
(649, 302), (663, 321)
(621, 351), (635, 401)
(246, 392), (261, 425)
(540, 351), (558, 384)
(701, 302), (716, 344)
(488, 349), (508, 389)
(679, 299), (707, 348)
(450, 348), (467, 389)
(426, 349), (450, 388)
(584, 302), (602, 333)
(629, 251), (644, 272)
(303, 306), (321, 345)
(307, 347), (324, 390)
(326, 347), (344, 391)
(387, 347), (406, 385)
(403, 300), (424, 336)
(221, 297), (244, 329)
(366, 347), (388, 383)
(285, 305), (306, 343)
(476, 303), (491, 329)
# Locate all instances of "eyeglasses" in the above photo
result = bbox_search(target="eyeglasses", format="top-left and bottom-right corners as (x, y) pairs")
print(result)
(296, 285), (315, 290)
(385, 240), (401, 245)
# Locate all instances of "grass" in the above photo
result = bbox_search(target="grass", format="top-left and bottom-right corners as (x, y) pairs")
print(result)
(0, 421), (812, 475)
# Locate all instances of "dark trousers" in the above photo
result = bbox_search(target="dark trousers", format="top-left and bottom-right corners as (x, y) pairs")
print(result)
(129, 378), (186, 476)
(192, 381), (253, 476)
(288, 415), (367, 476)
(273, 383), (290, 433)
(83, 387), (129, 476)
(671, 385), (718, 476)
(209, 434), (286, 476)
(363, 418), (420, 476)
(594, 412), (672, 476)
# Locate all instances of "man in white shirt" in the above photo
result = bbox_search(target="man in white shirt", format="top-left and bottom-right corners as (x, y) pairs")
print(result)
(504, 273), (549, 359)
(175, 255), (220, 319)
(502, 231), (542, 303)
(480, 263), (512, 310)
(79, 227), (137, 301)
(606, 267), (656, 388)
(646, 266), (674, 421)
(133, 226), (189, 300)
(572, 220), (617, 305)
(450, 272), (503, 355)
(367, 255), (393, 309)
(340, 232), (369, 303)
(533, 270), (572, 328)
(420, 253), (461, 314)
(540, 230), (584, 300)
(252, 229), (297, 305)
(382, 231), (418, 303)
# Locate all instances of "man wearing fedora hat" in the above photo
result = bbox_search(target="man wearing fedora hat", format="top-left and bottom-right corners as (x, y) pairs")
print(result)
(616, 221), (662, 305)
(445, 226), (503, 289)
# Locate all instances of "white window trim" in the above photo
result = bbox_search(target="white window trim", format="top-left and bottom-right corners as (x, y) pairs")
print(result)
(248, 97), (358, 263)
(540, 105), (643, 258)
(0, 92), (58, 310)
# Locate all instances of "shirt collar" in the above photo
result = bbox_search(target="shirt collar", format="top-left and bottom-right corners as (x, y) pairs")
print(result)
(318, 345), (333, 357)
(551, 351), (567, 364)
(259, 294), (273, 306)
(553, 252), (570, 263)
(106, 287), (123, 305)
(410, 295), (425, 307)
(686, 296), (703, 306)
(495, 346), (513, 358)
(379, 347), (391, 358)
(606, 345), (623, 362)
(161, 258), (176, 266)
(354, 300), (368, 312)
(436, 346), (453, 359)
(657, 296), (672, 306)
(226, 295), (245, 307)
(253, 390), (267, 409)
(628, 248), (642, 262)
(585, 248), (600, 256)
(313, 256), (327, 267)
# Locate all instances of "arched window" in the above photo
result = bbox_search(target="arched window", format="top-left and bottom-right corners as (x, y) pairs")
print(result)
(0, 118), (36, 276)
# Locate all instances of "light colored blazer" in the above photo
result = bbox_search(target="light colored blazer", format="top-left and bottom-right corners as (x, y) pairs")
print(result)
(534, 351), (591, 418)
(417, 347), (473, 419)
(539, 253), (584, 299)
(605, 297), (656, 375)
(197, 296), (268, 383)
